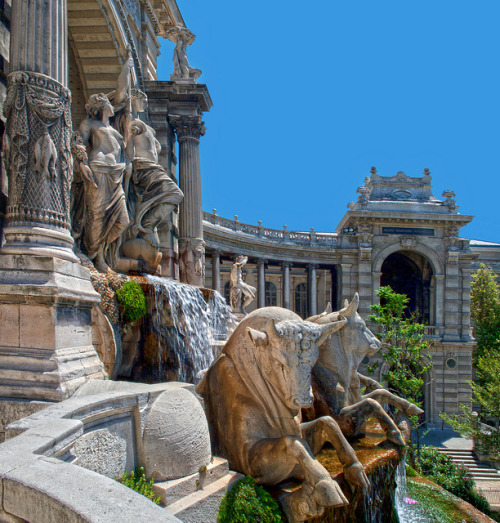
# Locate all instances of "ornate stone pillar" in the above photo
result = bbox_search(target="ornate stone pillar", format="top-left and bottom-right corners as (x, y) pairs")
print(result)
(257, 258), (266, 308)
(0, 0), (105, 406)
(211, 250), (221, 294)
(2, 0), (75, 260)
(169, 114), (206, 286)
(307, 264), (318, 317)
(282, 262), (291, 309)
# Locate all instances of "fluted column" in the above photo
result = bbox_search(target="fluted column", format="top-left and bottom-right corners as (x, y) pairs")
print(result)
(1, 0), (76, 261)
(0, 0), (106, 404)
(169, 114), (206, 286)
(211, 250), (221, 294)
(282, 262), (291, 309)
(257, 258), (266, 308)
(307, 264), (318, 317)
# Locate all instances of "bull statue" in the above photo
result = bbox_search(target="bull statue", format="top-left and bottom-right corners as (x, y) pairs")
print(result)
(306, 293), (424, 445)
(196, 307), (370, 523)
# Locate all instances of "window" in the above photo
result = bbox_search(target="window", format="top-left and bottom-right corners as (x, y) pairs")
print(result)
(295, 283), (308, 318)
(265, 282), (277, 306)
(223, 281), (230, 305)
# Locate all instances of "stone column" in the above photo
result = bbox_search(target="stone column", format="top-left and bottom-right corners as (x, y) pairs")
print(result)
(257, 258), (266, 308)
(169, 114), (206, 286)
(282, 262), (291, 309)
(0, 0), (105, 406)
(211, 250), (221, 294)
(307, 264), (318, 317)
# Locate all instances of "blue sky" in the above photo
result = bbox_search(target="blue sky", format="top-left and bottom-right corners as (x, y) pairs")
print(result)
(157, 1), (500, 242)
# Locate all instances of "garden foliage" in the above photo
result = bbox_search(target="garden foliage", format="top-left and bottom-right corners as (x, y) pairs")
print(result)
(217, 476), (283, 523)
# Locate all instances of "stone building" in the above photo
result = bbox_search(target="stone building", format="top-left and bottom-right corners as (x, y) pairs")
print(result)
(203, 167), (500, 424)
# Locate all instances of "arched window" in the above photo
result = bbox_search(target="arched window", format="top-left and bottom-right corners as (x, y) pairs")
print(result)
(295, 283), (308, 318)
(265, 282), (277, 306)
(223, 281), (231, 305)
(380, 250), (433, 324)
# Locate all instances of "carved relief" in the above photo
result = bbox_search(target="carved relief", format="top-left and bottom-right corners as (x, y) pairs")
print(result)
(3, 71), (73, 229)
(169, 114), (206, 142)
(179, 237), (205, 286)
(400, 236), (417, 249)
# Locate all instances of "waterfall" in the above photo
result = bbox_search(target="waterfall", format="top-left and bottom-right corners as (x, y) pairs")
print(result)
(143, 276), (234, 383)
(394, 453), (427, 522)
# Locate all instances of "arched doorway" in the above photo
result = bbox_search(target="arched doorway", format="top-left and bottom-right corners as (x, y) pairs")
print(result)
(380, 250), (433, 324)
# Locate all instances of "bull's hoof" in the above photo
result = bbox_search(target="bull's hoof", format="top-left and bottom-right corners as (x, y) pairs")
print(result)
(312, 478), (348, 507)
(343, 462), (370, 489)
(280, 479), (348, 523)
(387, 428), (406, 446)
(406, 404), (424, 416)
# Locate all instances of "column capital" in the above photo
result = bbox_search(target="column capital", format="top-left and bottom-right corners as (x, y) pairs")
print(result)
(281, 261), (292, 269)
(257, 258), (267, 267)
(169, 114), (206, 142)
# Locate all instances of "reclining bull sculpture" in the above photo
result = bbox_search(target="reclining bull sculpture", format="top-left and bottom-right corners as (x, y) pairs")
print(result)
(196, 307), (370, 522)
(306, 293), (423, 444)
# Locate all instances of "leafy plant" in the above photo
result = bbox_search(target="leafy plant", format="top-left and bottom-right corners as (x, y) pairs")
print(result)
(116, 280), (147, 322)
(368, 286), (432, 432)
(116, 466), (161, 505)
(217, 476), (283, 523)
(413, 446), (493, 516)
(470, 264), (500, 360)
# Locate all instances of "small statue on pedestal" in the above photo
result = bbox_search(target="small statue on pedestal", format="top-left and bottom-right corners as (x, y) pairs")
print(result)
(230, 255), (256, 315)
(165, 26), (202, 83)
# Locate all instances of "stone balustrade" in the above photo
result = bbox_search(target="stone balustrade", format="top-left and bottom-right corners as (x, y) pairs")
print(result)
(203, 211), (338, 248)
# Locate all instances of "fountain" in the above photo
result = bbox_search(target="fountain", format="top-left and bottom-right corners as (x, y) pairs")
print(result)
(120, 275), (236, 384)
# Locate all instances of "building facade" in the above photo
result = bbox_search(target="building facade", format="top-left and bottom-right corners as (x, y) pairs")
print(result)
(203, 167), (500, 424)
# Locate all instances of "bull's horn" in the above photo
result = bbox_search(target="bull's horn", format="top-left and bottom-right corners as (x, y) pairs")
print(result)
(344, 299), (349, 308)
(342, 293), (359, 318)
(306, 302), (333, 323)
(247, 327), (269, 347)
(265, 319), (281, 345)
(318, 316), (347, 345)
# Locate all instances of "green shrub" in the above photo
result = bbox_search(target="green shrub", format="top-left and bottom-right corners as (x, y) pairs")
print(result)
(116, 466), (161, 505)
(116, 280), (147, 322)
(414, 446), (492, 516)
(217, 476), (283, 523)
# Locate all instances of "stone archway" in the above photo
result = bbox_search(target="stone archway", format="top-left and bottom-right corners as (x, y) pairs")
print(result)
(380, 250), (433, 324)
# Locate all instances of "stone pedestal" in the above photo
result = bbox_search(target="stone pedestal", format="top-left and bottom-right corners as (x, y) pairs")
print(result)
(0, 256), (106, 401)
(0, 0), (106, 405)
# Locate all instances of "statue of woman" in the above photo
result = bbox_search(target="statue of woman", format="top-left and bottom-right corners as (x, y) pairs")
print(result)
(230, 255), (256, 314)
(119, 89), (184, 273)
(74, 93), (131, 272)
(167, 26), (201, 82)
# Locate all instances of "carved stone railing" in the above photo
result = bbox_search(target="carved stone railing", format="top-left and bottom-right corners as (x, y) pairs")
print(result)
(203, 210), (338, 248)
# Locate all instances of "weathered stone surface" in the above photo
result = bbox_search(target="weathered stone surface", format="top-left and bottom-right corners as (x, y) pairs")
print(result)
(71, 420), (134, 478)
(143, 387), (211, 481)
(196, 307), (369, 523)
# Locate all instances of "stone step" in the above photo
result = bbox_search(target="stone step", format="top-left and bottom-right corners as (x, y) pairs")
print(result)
(438, 448), (500, 481)
(166, 471), (244, 523)
(153, 457), (230, 505)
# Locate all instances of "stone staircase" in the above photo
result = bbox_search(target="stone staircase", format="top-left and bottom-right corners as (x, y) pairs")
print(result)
(438, 448), (500, 481)
(153, 457), (243, 523)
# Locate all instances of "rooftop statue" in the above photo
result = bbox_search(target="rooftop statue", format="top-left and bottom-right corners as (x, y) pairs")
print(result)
(305, 294), (423, 443)
(165, 26), (202, 83)
(119, 89), (184, 273)
(196, 307), (369, 523)
(230, 255), (256, 314)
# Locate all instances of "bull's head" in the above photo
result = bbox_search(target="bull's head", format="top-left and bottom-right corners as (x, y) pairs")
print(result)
(246, 319), (346, 412)
(311, 293), (381, 364)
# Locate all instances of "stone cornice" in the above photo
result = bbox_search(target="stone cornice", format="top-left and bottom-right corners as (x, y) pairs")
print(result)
(145, 80), (212, 112)
(336, 210), (474, 233)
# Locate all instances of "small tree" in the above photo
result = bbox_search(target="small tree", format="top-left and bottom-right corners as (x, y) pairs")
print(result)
(470, 264), (500, 359)
(441, 352), (500, 459)
(368, 285), (433, 449)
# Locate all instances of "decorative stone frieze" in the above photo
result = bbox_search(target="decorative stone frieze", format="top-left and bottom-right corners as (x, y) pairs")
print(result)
(3, 71), (73, 231)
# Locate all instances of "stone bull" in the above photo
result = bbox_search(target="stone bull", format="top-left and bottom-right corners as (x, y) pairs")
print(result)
(305, 293), (424, 444)
(196, 307), (369, 523)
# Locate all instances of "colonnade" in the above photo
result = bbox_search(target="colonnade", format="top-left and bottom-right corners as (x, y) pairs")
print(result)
(209, 251), (333, 317)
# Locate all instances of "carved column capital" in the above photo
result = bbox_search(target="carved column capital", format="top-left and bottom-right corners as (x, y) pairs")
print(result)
(169, 114), (206, 143)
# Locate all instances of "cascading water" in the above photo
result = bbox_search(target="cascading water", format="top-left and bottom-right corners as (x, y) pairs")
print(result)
(139, 275), (234, 383)
(395, 453), (428, 522)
